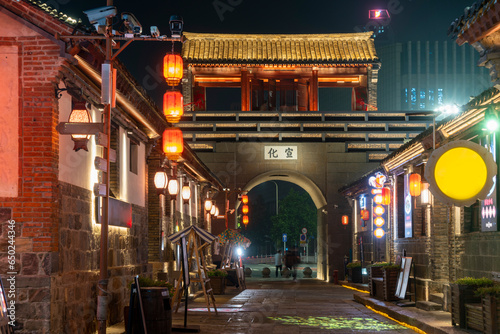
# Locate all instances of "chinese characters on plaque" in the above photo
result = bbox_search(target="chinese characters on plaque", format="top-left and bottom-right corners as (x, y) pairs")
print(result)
(264, 146), (297, 160)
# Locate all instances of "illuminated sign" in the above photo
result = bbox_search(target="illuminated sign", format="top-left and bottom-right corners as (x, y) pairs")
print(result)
(425, 140), (497, 206)
(264, 146), (297, 160)
(368, 172), (386, 188)
(404, 174), (413, 238)
(481, 134), (498, 232)
(359, 195), (367, 210)
(369, 9), (390, 20)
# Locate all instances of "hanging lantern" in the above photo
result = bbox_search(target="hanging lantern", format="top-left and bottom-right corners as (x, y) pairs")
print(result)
(168, 178), (179, 200)
(210, 204), (217, 216)
(374, 205), (385, 216)
(242, 215), (249, 225)
(163, 91), (183, 123)
(69, 101), (92, 151)
(181, 182), (191, 204)
(163, 128), (184, 161)
(214, 206), (219, 217)
(374, 228), (385, 238)
(409, 173), (422, 197)
(154, 170), (168, 195)
(341, 215), (349, 225)
(242, 205), (249, 214)
(381, 187), (391, 205)
(360, 210), (370, 221)
(204, 199), (213, 212)
(163, 54), (183, 86)
(373, 194), (383, 205)
(374, 216), (385, 227)
(241, 194), (249, 205)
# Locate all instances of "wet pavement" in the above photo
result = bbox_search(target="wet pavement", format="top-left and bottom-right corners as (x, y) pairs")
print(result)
(108, 264), (472, 334)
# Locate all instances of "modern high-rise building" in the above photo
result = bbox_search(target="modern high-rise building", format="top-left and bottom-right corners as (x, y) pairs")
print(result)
(377, 41), (490, 111)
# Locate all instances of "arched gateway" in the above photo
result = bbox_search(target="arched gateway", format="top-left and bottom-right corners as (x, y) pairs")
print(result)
(178, 32), (434, 281)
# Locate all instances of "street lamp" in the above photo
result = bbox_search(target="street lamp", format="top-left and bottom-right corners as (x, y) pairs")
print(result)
(168, 178), (179, 201)
(154, 170), (168, 195)
(154, 169), (168, 262)
(181, 181), (191, 204)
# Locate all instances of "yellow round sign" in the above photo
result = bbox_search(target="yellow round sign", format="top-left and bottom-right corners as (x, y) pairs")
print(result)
(425, 140), (497, 206)
(434, 147), (487, 200)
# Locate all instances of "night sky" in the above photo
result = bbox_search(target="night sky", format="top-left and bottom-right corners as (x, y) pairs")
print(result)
(55, 0), (477, 105)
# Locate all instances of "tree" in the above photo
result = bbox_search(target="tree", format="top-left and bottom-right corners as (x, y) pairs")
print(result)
(270, 188), (316, 248)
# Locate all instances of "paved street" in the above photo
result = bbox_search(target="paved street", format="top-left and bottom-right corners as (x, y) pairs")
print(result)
(172, 279), (413, 333)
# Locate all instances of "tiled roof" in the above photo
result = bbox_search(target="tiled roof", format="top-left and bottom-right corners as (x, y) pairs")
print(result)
(24, 0), (82, 26)
(182, 32), (379, 65)
(448, 0), (500, 39)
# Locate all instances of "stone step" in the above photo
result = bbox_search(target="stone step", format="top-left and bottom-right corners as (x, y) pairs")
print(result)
(429, 293), (444, 305)
(416, 301), (443, 311)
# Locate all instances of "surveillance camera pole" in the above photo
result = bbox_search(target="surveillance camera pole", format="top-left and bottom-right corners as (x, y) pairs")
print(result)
(57, 1), (182, 333)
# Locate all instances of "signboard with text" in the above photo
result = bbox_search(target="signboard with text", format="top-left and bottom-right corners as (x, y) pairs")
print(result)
(265, 146), (297, 160)
(404, 174), (413, 238)
(481, 134), (498, 232)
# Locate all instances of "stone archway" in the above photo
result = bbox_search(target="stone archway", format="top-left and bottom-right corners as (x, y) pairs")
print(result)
(242, 170), (328, 280)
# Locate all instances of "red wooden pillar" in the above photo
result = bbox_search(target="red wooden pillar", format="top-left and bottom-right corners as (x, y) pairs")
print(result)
(311, 68), (318, 111)
(241, 67), (250, 111)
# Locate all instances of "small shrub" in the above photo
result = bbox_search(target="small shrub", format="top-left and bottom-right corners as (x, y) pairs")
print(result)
(207, 269), (228, 278)
(346, 261), (361, 269)
(366, 262), (390, 268)
(381, 263), (400, 270)
(453, 277), (494, 287)
(476, 285), (500, 298)
(131, 276), (174, 297)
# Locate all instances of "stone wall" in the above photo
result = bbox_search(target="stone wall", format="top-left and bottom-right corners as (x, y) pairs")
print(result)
(51, 182), (150, 333)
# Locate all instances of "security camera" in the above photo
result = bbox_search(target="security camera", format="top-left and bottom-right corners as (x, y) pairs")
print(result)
(83, 6), (117, 30)
(150, 26), (160, 38)
(121, 12), (142, 35)
(169, 15), (184, 38)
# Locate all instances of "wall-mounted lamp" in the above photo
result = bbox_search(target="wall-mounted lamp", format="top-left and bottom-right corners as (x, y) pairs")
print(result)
(154, 170), (168, 195)
(168, 178), (179, 200)
(69, 101), (92, 151)
(181, 181), (191, 204)
(420, 182), (430, 205)
(409, 173), (422, 197)
(204, 199), (213, 212)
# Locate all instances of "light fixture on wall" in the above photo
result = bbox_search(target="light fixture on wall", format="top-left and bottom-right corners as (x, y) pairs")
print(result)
(69, 101), (92, 151)
(210, 203), (217, 216)
(154, 169), (168, 195)
(381, 187), (391, 205)
(341, 215), (349, 225)
(181, 181), (191, 204)
(374, 228), (385, 238)
(168, 178), (179, 200)
(204, 199), (213, 212)
(420, 182), (430, 205)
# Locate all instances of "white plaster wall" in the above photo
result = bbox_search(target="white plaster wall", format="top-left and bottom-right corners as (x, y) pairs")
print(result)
(119, 128), (145, 207)
(0, 45), (19, 197)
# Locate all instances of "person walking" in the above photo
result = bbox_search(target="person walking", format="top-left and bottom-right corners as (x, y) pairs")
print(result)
(285, 249), (300, 281)
(274, 250), (283, 277)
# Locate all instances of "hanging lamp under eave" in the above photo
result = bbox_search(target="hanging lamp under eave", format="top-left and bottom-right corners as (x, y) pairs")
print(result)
(409, 173), (422, 197)
(163, 54), (183, 86)
(163, 90), (183, 123)
(69, 101), (92, 152)
(163, 128), (184, 161)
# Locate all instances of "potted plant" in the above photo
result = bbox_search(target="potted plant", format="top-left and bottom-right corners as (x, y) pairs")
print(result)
(346, 262), (362, 283)
(381, 263), (400, 301)
(207, 269), (228, 295)
(476, 285), (500, 334)
(126, 276), (174, 334)
(451, 277), (494, 329)
(367, 263), (388, 298)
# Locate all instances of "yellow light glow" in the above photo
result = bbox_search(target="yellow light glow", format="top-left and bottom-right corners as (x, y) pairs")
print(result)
(374, 228), (385, 238)
(373, 194), (383, 204)
(374, 217), (385, 227)
(434, 147), (487, 200)
(374, 205), (385, 216)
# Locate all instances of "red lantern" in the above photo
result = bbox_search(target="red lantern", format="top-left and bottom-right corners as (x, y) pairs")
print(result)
(163, 54), (183, 86)
(241, 195), (249, 205)
(242, 215), (249, 225)
(381, 187), (391, 205)
(409, 173), (422, 197)
(360, 210), (369, 221)
(162, 128), (184, 160)
(163, 91), (183, 123)
(242, 205), (249, 214)
(342, 215), (349, 225)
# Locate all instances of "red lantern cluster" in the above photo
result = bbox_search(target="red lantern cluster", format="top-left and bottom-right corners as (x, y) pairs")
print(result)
(242, 215), (249, 225)
(360, 210), (370, 221)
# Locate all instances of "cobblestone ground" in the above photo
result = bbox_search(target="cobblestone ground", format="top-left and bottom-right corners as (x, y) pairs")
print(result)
(172, 279), (414, 333)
